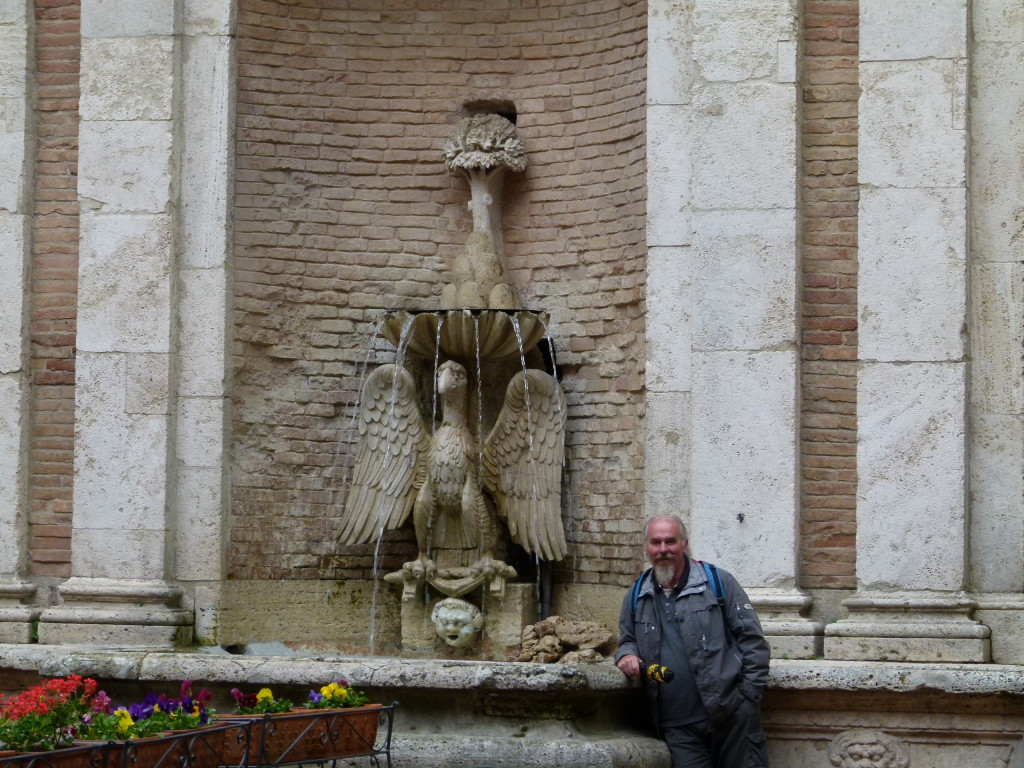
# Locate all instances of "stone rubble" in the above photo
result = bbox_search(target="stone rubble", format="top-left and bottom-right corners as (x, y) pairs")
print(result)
(517, 616), (615, 664)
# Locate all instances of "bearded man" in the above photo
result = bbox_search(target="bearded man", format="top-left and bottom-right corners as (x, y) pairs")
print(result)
(616, 515), (771, 768)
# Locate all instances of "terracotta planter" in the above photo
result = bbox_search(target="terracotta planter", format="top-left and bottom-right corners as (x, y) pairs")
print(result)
(165, 723), (244, 768)
(103, 734), (175, 768)
(0, 742), (108, 768)
(212, 714), (260, 766)
(106, 730), (222, 768)
(217, 705), (383, 766)
(300, 705), (382, 761)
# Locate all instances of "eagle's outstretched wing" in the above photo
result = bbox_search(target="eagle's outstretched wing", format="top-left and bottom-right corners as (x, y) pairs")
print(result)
(337, 364), (429, 546)
(483, 369), (567, 561)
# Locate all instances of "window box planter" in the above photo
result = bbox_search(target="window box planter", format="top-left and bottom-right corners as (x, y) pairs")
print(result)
(218, 703), (392, 766)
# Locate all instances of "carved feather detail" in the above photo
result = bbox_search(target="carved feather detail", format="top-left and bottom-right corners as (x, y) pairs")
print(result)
(340, 361), (568, 569)
(483, 369), (568, 561)
(338, 364), (429, 546)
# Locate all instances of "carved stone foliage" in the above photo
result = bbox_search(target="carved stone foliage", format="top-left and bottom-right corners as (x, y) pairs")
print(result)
(441, 113), (527, 309)
(828, 729), (911, 768)
(443, 113), (526, 175)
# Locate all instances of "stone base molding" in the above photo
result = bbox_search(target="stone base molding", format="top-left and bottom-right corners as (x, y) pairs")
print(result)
(0, 580), (40, 643)
(973, 593), (1024, 665)
(37, 577), (192, 646)
(824, 592), (989, 663)
(748, 588), (823, 660)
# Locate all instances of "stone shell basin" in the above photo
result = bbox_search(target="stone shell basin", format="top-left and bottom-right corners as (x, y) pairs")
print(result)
(381, 309), (549, 362)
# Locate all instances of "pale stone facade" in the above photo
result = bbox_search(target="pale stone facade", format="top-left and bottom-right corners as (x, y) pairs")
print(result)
(1, 0), (1023, 766)
(0, 0), (36, 643)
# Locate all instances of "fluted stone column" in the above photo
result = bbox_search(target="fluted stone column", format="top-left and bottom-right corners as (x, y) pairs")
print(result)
(967, 0), (1024, 664)
(645, 0), (820, 658)
(824, 0), (987, 662)
(38, 0), (235, 645)
(0, 0), (39, 642)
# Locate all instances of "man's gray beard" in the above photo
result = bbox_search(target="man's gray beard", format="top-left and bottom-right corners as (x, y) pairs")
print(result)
(653, 563), (677, 586)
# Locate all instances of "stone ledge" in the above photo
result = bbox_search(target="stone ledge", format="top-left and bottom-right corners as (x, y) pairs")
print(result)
(770, 659), (1024, 696)
(1, 646), (1022, 698)
(0, 645), (626, 693)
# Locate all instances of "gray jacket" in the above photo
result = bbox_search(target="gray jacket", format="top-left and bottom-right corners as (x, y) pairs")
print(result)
(615, 559), (770, 724)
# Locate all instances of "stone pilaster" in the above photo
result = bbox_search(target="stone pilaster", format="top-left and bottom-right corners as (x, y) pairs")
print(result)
(645, 0), (694, 527)
(645, 0), (820, 657)
(966, 0), (1024, 664)
(38, 0), (191, 645)
(0, 0), (40, 643)
(824, 0), (986, 662)
(172, 0), (236, 645)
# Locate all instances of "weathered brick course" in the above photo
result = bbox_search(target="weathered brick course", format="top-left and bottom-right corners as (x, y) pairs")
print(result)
(29, 0), (80, 581)
(800, 0), (858, 590)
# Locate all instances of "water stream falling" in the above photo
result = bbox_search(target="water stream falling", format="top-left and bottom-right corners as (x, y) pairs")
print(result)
(472, 312), (486, 570)
(422, 311), (447, 607)
(431, 313), (446, 431)
(321, 316), (388, 586)
(511, 314), (552, 620)
(510, 314), (539, 552)
(368, 312), (416, 654)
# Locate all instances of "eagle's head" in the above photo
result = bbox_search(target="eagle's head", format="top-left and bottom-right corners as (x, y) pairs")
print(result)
(437, 360), (468, 396)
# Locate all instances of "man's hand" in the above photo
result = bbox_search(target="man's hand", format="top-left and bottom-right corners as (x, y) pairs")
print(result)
(616, 654), (642, 678)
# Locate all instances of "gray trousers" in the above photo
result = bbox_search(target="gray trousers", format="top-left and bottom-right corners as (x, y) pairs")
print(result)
(661, 697), (769, 768)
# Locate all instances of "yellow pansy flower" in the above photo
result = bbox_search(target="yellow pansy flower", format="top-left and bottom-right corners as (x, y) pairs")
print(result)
(114, 708), (134, 735)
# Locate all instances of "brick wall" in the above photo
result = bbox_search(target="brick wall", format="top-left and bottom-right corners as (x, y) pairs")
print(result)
(19, 0), (856, 597)
(800, 0), (859, 590)
(230, 0), (647, 585)
(29, 0), (80, 581)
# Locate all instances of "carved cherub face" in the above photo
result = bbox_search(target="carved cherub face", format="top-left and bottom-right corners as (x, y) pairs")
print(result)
(431, 598), (484, 648)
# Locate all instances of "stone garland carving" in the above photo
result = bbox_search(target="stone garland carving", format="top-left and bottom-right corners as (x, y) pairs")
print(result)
(828, 729), (911, 768)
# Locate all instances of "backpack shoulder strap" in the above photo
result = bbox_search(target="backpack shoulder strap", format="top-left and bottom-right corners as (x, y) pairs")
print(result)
(699, 560), (734, 646)
(629, 568), (652, 618)
(700, 561), (726, 607)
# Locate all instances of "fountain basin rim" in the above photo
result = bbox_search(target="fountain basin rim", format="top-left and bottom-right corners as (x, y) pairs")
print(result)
(4, 645), (1024, 697)
(382, 308), (547, 315)
(380, 308), (550, 362)
(0, 644), (628, 692)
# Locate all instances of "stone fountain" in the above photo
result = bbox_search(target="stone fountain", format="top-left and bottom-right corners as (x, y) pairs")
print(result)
(0, 110), (666, 768)
(337, 112), (569, 658)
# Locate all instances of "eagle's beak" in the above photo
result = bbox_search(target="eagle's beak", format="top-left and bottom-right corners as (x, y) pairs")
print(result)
(438, 366), (454, 394)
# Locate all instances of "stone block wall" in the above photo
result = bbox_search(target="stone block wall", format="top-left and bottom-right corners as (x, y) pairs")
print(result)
(4, 0), (1020, 666)
(230, 0), (648, 589)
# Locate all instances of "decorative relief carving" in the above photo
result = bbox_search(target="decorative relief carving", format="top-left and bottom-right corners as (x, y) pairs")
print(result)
(441, 112), (527, 309)
(431, 597), (484, 648)
(829, 729), (910, 768)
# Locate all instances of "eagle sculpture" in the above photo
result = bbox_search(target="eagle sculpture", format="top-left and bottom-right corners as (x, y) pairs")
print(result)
(338, 359), (567, 597)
